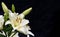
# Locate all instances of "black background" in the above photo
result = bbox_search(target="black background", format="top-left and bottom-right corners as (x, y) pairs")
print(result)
(0, 0), (58, 37)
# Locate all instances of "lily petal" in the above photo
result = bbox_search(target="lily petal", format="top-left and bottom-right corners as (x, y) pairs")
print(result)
(26, 26), (31, 30)
(27, 35), (29, 37)
(0, 15), (4, 30)
(28, 31), (34, 36)
(2, 31), (6, 36)
(0, 31), (6, 36)
(0, 15), (4, 21)
(9, 10), (18, 20)
(0, 15), (4, 24)
(19, 13), (24, 19)
(5, 20), (11, 25)
(20, 19), (29, 26)
(17, 26), (27, 35)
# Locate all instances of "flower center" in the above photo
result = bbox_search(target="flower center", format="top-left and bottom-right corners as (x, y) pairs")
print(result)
(13, 16), (22, 27)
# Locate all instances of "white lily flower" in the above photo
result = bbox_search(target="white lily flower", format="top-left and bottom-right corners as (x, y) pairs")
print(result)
(5, 10), (34, 37)
(0, 15), (4, 30)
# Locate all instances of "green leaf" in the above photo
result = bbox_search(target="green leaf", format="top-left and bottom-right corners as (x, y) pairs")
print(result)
(3, 24), (13, 36)
(12, 4), (15, 12)
(22, 7), (32, 16)
(0, 34), (5, 37)
(1, 2), (9, 13)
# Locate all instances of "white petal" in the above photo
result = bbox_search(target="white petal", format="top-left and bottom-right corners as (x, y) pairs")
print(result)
(5, 20), (11, 25)
(28, 31), (34, 36)
(9, 11), (18, 20)
(0, 15), (4, 30)
(0, 15), (4, 23)
(0, 31), (6, 36)
(27, 35), (29, 37)
(0, 15), (4, 19)
(9, 10), (12, 13)
(2, 31), (6, 36)
(20, 19), (29, 26)
(26, 26), (31, 30)
(16, 26), (30, 35)
(17, 26), (28, 35)
(0, 32), (3, 35)
(19, 13), (24, 19)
